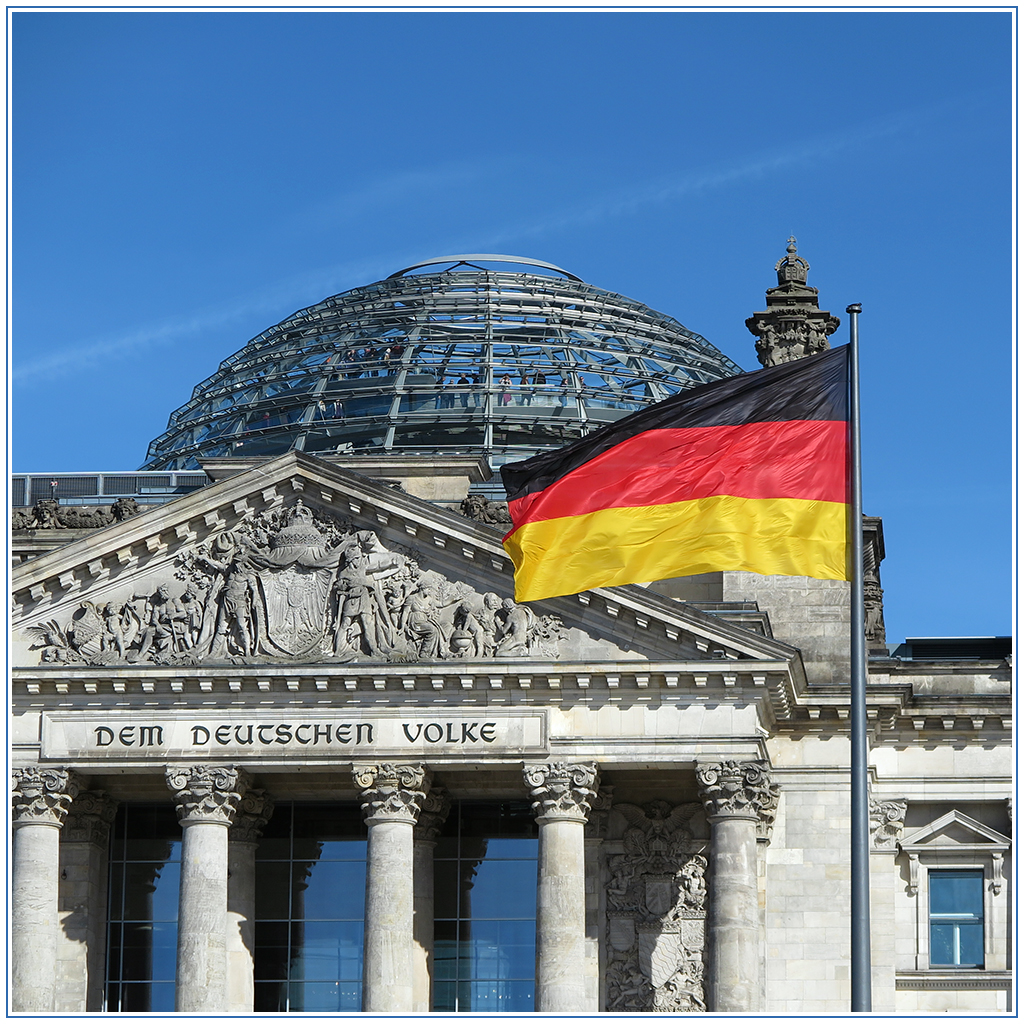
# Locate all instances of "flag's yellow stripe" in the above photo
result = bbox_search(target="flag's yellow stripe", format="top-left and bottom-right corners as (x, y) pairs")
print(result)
(504, 494), (850, 602)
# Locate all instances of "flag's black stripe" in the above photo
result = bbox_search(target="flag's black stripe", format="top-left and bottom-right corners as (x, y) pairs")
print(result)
(501, 345), (849, 501)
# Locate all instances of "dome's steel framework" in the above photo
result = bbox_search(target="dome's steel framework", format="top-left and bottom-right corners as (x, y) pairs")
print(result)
(143, 256), (743, 474)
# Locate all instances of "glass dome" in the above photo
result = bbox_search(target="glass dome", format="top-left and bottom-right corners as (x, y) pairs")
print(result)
(142, 255), (743, 475)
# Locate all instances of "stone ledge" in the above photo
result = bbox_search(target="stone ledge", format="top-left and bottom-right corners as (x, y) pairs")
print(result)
(895, 970), (1012, 991)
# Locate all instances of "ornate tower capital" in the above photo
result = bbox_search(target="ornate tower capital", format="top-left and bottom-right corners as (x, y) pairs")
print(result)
(697, 760), (778, 825)
(414, 784), (452, 842)
(745, 238), (840, 367)
(523, 761), (599, 823)
(353, 763), (431, 825)
(166, 765), (250, 826)
(230, 788), (275, 844)
(870, 798), (907, 849)
(63, 790), (118, 845)
(12, 767), (80, 827)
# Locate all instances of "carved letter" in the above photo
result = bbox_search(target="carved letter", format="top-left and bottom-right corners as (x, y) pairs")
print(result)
(356, 723), (373, 744)
(94, 727), (114, 747)
(275, 725), (292, 745)
(461, 722), (478, 743)
(191, 726), (210, 746)
(215, 726), (231, 745)
(118, 727), (135, 746)
(403, 724), (423, 742)
(138, 726), (163, 747)
(424, 724), (443, 743)
(295, 724), (311, 745)
(481, 722), (497, 743)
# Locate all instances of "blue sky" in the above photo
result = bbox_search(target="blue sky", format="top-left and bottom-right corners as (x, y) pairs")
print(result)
(11, 10), (1013, 643)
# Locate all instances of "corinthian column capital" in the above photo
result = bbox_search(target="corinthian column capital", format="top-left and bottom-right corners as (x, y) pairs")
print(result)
(230, 788), (274, 844)
(354, 763), (431, 824)
(523, 761), (599, 823)
(166, 765), (250, 826)
(414, 784), (451, 842)
(697, 760), (778, 825)
(64, 790), (119, 845)
(12, 767), (80, 828)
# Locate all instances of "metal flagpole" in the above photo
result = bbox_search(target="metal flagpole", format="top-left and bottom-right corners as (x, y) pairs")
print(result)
(846, 303), (871, 1011)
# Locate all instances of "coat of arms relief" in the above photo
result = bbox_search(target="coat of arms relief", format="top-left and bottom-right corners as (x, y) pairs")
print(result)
(26, 501), (567, 666)
(605, 801), (708, 1013)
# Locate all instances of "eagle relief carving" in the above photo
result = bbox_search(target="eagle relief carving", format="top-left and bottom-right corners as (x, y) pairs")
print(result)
(605, 801), (708, 1013)
(25, 501), (568, 666)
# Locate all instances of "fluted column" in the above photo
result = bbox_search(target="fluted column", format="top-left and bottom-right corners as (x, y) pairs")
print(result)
(354, 763), (431, 1012)
(57, 790), (118, 1012)
(166, 765), (249, 1013)
(697, 760), (777, 1012)
(11, 767), (80, 1012)
(413, 785), (451, 1011)
(523, 761), (599, 1012)
(227, 789), (274, 1012)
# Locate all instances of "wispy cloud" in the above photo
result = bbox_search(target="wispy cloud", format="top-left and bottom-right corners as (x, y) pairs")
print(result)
(13, 94), (982, 387)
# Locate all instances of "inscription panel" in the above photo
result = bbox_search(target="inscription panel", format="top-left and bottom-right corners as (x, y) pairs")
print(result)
(41, 710), (547, 760)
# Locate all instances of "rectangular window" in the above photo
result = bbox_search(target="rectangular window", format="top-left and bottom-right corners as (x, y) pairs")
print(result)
(929, 869), (984, 967)
(433, 800), (538, 1013)
(106, 805), (182, 1012)
(253, 803), (367, 1012)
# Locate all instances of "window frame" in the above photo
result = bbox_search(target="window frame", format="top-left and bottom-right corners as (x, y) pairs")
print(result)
(927, 868), (985, 968)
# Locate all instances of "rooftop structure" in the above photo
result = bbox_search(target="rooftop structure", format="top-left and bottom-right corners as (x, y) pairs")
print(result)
(142, 255), (743, 474)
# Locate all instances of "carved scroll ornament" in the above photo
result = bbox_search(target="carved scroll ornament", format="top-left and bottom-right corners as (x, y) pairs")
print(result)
(230, 788), (275, 845)
(63, 790), (119, 845)
(12, 767), (81, 827)
(696, 760), (778, 825)
(354, 763), (431, 824)
(166, 765), (249, 826)
(869, 798), (907, 849)
(523, 761), (599, 822)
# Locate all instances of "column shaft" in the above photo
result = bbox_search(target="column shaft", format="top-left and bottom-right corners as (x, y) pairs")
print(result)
(706, 814), (759, 1011)
(227, 841), (259, 1011)
(364, 820), (416, 1010)
(523, 761), (599, 1014)
(12, 823), (62, 1011)
(536, 816), (588, 1011)
(412, 838), (436, 1011)
(177, 821), (230, 1011)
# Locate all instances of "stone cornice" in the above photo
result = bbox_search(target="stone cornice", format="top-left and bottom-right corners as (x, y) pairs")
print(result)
(894, 970), (1012, 991)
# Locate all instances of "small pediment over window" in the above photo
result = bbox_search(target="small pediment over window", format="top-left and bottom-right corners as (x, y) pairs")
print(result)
(901, 809), (1010, 854)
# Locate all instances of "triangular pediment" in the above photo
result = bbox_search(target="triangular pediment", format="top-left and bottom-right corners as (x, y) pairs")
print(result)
(901, 810), (1011, 852)
(12, 451), (800, 673)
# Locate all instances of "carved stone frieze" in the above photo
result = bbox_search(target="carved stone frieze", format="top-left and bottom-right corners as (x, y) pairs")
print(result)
(11, 496), (142, 531)
(413, 785), (452, 842)
(166, 765), (249, 826)
(24, 499), (568, 666)
(63, 790), (118, 845)
(606, 801), (707, 1013)
(870, 798), (907, 849)
(696, 760), (778, 826)
(459, 494), (512, 525)
(12, 767), (81, 827)
(354, 763), (431, 825)
(230, 788), (275, 844)
(523, 762), (599, 823)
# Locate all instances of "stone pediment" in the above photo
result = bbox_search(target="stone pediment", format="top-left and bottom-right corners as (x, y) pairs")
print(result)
(12, 451), (799, 672)
(900, 810), (1011, 852)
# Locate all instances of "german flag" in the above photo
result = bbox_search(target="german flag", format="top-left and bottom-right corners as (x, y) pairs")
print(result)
(501, 346), (850, 602)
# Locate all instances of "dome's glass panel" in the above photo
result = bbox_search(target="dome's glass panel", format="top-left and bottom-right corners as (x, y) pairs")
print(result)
(142, 258), (743, 473)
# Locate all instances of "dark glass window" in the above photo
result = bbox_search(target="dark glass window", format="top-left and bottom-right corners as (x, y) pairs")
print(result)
(106, 805), (182, 1012)
(253, 803), (367, 1012)
(433, 801), (538, 1012)
(930, 869), (984, 967)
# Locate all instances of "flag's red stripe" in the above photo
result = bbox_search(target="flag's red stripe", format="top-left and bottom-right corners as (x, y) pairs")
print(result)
(507, 419), (847, 529)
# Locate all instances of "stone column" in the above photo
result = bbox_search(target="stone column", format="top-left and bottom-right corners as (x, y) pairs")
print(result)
(697, 760), (777, 1012)
(354, 763), (431, 1012)
(523, 761), (599, 1013)
(227, 789), (274, 1012)
(11, 767), (80, 1012)
(57, 790), (118, 1012)
(166, 765), (249, 1013)
(412, 785), (451, 1012)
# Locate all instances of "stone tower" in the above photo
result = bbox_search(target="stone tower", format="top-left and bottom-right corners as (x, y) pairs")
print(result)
(746, 238), (840, 367)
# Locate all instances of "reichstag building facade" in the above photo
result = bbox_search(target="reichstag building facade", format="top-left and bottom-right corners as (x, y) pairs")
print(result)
(11, 252), (1012, 1014)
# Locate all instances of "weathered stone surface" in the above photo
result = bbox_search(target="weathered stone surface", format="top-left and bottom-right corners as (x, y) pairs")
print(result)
(745, 238), (840, 367)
